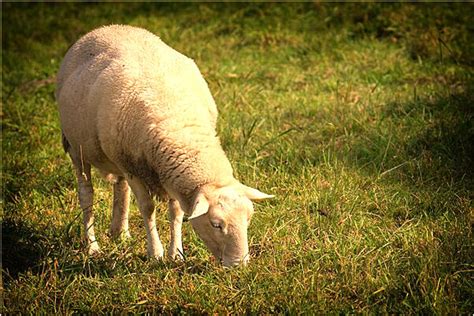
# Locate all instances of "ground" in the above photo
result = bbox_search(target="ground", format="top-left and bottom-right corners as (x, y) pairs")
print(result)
(2, 3), (473, 313)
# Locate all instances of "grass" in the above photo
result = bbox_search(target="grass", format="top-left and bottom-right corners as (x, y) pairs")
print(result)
(2, 2), (473, 314)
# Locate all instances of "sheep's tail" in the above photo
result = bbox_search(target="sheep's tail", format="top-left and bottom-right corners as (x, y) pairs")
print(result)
(61, 131), (71, 153)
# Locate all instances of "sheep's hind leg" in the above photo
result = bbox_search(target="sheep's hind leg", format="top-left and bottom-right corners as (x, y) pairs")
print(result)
(127, 177), (164, 259)
(168, 199), (184, 260)
(109, 176), (131, 239)
(73, 163), (100, 255)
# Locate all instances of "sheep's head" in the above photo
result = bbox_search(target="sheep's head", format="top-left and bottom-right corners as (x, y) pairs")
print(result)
(189, 184), (273, 267)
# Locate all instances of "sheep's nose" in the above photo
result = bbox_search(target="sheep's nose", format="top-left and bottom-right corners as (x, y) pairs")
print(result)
(223, 254), (249, 268)
(222, 260), (242, 268)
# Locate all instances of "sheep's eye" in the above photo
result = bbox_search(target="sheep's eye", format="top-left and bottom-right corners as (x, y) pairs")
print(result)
(211, 222), (222, 230)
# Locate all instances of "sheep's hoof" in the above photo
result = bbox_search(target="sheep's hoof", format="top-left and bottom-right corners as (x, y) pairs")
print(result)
(88, 242), (101, 256)
(148, 254), (164, 262)
(168, 249), (185, 261)
(148, 246), (164, 261)
(109, 229), (131, 240)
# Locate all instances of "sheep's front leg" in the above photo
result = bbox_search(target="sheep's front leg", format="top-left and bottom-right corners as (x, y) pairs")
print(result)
(168, 199), (184, 260)
(127, 177), (164, 259)
(74, 163), (100, 255)
(109, 176), (131, 239)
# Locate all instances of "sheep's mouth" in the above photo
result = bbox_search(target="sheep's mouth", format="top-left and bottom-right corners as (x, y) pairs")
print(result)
(221, 252), (250, 267)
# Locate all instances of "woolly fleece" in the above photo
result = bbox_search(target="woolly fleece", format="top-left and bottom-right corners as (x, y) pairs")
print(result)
(56, 25), (236, 213)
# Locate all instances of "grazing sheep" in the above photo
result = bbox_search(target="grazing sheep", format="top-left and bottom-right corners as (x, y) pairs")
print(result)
(56, 25), (273, 267)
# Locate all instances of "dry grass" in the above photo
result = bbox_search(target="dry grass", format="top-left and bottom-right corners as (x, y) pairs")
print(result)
(2, 3), (473, 314)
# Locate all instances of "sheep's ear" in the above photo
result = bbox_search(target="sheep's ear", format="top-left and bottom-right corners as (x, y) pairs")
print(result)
(188, 193), (210, 220)
(239, 184), (274, 201)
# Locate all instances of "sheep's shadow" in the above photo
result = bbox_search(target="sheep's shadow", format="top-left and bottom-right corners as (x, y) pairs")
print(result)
(2, 218), (46, 281)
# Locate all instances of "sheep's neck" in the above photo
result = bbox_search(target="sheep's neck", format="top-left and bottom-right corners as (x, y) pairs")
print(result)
(144, 127), (235, 203)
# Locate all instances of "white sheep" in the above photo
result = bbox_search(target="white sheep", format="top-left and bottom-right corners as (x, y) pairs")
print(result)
(55, 25), (273, 267)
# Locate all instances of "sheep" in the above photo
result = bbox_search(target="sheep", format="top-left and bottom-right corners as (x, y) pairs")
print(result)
(55, 25), (273, 267)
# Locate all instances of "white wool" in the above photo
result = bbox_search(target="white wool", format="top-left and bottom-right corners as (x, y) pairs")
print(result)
(56, 24), (234, 211)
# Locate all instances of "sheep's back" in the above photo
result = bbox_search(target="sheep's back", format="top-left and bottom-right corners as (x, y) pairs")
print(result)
(56, 25), (229, 188)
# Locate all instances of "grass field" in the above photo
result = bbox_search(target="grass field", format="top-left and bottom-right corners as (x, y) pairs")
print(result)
(2, 3), (473, 314)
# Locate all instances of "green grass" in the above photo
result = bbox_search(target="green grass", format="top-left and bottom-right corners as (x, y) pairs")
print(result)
(2, 3), (473, 314)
